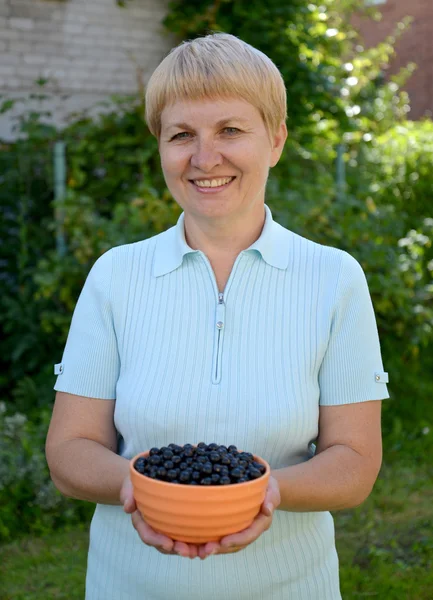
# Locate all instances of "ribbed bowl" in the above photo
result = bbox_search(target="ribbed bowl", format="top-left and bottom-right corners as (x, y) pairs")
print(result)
(130, 449), (270, 544)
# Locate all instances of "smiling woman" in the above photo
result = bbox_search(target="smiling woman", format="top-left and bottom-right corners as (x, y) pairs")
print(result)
(46, 32), (389, 600)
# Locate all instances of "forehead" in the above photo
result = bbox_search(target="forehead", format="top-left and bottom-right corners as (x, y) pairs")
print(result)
(160, 97), (262, 130)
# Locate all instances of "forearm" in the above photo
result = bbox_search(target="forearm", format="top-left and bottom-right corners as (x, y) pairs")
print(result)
(47, 438), (130, 505)
(272, 444), (379, 512)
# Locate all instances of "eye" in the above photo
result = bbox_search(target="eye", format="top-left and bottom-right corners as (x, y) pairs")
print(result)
(170, 131), (192, 141)
(223, 127), (241, 135)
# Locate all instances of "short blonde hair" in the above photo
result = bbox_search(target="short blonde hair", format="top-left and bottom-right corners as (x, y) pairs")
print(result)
(145, 33), (287, 140)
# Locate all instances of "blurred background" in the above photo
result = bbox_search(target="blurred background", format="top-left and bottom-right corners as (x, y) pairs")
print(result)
(0, 0), (432, 598)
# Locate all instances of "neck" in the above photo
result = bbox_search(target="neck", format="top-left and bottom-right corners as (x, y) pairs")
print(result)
(183, 205), (266, 262)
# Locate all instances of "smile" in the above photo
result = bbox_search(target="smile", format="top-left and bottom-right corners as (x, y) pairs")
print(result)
(190, 176), (236, 192)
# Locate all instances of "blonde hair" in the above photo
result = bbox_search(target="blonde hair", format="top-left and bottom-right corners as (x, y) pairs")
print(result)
(145, 33), (287, 140)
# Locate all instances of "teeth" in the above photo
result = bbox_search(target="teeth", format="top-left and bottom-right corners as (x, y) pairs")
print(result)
(193, 177), (233, 188)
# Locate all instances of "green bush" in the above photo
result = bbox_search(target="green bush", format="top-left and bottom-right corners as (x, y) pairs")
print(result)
(0, 402), (93, 542)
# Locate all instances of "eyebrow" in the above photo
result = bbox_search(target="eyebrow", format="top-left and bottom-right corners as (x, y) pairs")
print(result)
(165, 117), (251, 131)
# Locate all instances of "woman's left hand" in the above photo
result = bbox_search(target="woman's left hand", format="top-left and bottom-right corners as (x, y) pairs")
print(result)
(197, 475), (281, 560)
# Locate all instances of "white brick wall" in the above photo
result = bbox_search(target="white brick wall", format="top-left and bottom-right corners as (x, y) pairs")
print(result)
(0, 0), (175, 138)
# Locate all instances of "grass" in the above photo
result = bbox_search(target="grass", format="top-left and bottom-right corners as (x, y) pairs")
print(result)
(1, 457), (432, 599)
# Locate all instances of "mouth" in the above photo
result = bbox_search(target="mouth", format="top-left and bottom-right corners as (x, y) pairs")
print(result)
(189, 176), (236, 193)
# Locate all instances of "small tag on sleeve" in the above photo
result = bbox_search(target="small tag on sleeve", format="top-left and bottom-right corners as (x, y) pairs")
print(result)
(54, 363), (64, 375)
(374, 371), (389, 384)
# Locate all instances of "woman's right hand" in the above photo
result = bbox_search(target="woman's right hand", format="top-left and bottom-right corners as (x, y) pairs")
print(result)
(120, 476), (202, 559)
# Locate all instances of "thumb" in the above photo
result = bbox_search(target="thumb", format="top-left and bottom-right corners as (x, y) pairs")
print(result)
(120, 475), (136, 513)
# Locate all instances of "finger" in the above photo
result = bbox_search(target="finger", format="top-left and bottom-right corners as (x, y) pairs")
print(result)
(120, 478), (137, 514)
(220, 513), (271, 549)
(198, 542), (220, 559)
(131, 511), (174, 552)
(173, 541), (199, 559)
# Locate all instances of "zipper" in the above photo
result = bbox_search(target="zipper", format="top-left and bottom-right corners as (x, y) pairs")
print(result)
(213, 292), (225, 384)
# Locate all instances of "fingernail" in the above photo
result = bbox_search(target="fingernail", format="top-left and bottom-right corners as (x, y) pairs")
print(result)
(265, 503), (273, 515)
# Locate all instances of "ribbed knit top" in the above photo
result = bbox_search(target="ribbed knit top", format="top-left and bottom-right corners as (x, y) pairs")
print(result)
(54, 204), (390, 600)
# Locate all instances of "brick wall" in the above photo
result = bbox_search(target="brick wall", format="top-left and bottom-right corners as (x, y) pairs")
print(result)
(353, 0), (433, 119)
(0, 0), (174, 138)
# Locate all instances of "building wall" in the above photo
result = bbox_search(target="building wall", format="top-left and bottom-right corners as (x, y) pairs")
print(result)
(0, 0), (174, 139)
(353, 0), (433, 119)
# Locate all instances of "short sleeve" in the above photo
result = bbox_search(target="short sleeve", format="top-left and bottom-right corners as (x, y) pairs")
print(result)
(54, 250), (120, 399)
(318, 251), (390, 405)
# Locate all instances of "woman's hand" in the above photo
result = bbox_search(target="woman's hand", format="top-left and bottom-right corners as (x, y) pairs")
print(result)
(197, 475), (281, 559)
(120, 476), (201, 558)
(120, 474), (280, 560)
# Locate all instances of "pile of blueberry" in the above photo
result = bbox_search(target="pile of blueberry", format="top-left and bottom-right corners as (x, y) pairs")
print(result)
(134, 442), (266, 485)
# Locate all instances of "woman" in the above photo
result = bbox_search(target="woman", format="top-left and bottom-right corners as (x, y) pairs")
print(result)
(46, 33), (390, 600)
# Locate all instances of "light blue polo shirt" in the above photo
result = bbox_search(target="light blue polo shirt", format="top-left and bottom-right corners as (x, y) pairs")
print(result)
(54, 204), (389, 600)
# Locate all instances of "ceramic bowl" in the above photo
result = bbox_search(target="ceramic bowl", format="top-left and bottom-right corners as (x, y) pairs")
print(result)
(130, 449), (270, 544)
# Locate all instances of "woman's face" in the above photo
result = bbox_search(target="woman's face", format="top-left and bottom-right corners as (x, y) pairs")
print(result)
(158, 97), (287, 223)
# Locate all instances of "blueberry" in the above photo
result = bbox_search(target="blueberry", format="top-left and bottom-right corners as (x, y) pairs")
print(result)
(230, 467), (244, 479)
(156, 467), (167, 478)
(209, 451), (221, 463)
(179, 470), (191, 482)
(197, 442), (208, 450)
(149, 448), (160, 456)
(219, 476), (231, 485)
(201, 462), (213, 475)
(221, 455), (231, 466)
(134, 458), (147, 474)
(228, 445), (238, 453)
(238, 477), (249, 483)
(211, 473), (220, 484)
(192, 471), (201, 481)
(248, 467), (262, 479)
(149, 455), (162, 466)
(171, 455), (181, 465)
(162, 449), (174, 460)
(183, 447), (194, 458)
(201, 477), (212, 485)
(167, 469), (178, 480)
(179, 462), (188, 470)
(207, 443), (219, 451)
(164, 460), (174, 470)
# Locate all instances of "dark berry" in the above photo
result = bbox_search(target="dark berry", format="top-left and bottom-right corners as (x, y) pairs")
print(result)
(167, 469), (178, 480)
(192, 470), (201, 481)
(248, 467), (262, 479)
(171, 455), (181, 465)
(149, 455), (162, 466)
(221, 455), (231, 466)
(230, 467), (244, 479)
(207, 443), (219, 451)
(202, 462), (213, 475)
(162, 449), (174, 460)
(156, 467), (167, 478)
(219, 476), (231, 485)
(149, 448), (160, 456)
(164, 460), (174, 470)
(228, 445), (238, 453)
(183, 447), (194, 458)
(197, 442), (208, 450)
(179, 462), (188, 470)
(238, 477), (249, 483)
(179, 470), (191, 482)
(211, 473), (220, 484)
(134, 458), (147, 474)
(201, 477), (212, 485)
(209, 451), (221, 463)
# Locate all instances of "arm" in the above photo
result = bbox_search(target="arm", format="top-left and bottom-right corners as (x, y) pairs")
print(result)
(45, 391), (129, 505)
(272, 400), (383, 512)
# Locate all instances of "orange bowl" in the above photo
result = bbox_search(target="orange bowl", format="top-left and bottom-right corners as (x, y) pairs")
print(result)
(130, 449), (270, 544)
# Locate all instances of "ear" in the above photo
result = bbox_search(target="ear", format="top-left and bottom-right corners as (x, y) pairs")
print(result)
(269, 121), (288, 168)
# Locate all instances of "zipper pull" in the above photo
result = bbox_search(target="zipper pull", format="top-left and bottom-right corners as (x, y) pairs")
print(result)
(218, 292), (224, 304)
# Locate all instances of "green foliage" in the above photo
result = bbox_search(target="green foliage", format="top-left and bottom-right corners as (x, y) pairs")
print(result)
(0, 403), (93, 543)
(0, 0), (432, 541)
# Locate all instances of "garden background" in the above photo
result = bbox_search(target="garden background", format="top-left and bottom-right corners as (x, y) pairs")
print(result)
(0, 0), (432, 597)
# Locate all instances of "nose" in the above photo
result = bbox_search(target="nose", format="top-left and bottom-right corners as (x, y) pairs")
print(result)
(190, 138), (223, 172)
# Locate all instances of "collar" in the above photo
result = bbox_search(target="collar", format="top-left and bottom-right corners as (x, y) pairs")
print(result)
(153, 204), (290, 277)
